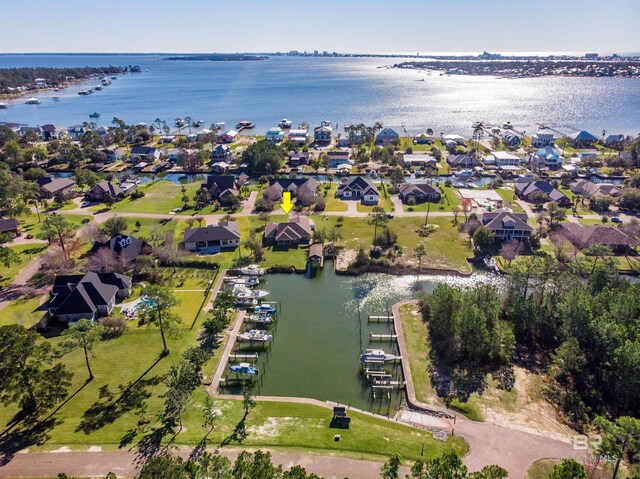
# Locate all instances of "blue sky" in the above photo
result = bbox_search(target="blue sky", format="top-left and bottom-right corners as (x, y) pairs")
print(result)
(2, 0), (638, 54)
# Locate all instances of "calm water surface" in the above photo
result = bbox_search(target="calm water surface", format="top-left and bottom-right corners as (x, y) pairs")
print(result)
(235, 266), (505, 414)
(1, 54), (639, 136)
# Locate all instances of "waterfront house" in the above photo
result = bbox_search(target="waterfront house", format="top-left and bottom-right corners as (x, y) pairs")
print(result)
(569, 130), (599, 148)
(288, 129), (308, 146)
(211, 144), (233, 161)
(91, 235), (151, 263)
(264, 216), (314, 247)
(48, 271), (132, 323)
(130, 146), (160, 161)
(515, 180), (570, 206)
(327, 150), (351, 168)
(38, 176), (77, 199)
(481, 209), (533, 242)
(531, 129), (555, 148)
(86, 180), (126, 202)
(570, 179), (622, 199)
(558, 223), (636, 253)
(442, 134), (465, 145)
(398, 183), (441, 204)
(314, 122), (333, 143)
(413, 134), (434, 145)
(447, 154), (481, 169)
(485, 151), (521, 167)
(288, 151), (310, 167)
(0, 217), (19, 238)
(101, 149), (121, 163)
(201, 175), (243, 205)
(218, 129), (239, 143)
(402, 154), (437, 168)
(40, 124), (67, 141)
(529, 147), (564, 170)
(183, 221), (240, 253)
(263, 178), (319, 202)
(605, 134), (626, 147)
(376, 127), (399, 145)
(265, 127), (285, 143)
(211, 161), (230, 173)
(502, 132), (521, 146)
(67, 124), (87, 142)
(336, 176), (380, 204)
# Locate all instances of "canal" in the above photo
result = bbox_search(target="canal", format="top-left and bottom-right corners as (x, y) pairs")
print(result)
(233, 264), (504, 415)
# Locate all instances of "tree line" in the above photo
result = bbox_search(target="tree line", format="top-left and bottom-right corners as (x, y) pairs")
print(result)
(0, 66), (135, 91)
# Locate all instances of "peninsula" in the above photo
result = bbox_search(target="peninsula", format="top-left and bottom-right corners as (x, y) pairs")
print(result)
(164, 54), (268, 61)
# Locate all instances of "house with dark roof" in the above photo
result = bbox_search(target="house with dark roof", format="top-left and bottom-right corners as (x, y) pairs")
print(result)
(0, 217), (19, 238)
(605, 134), (626, 147)
(446, 154), (481, 169)
(130, 146), (160, 161)
(398, 183), (441, 204)
(183, 221), (240, 253)
(376, 128), (399, 144)
(402, 154), (438, 169)
(570, 180), (622, 199)
(515, 180), (571, 207)
(558, 223), (636, 253)
(210, 144), (233, 161)
(91, 235), (151, 263)
(502, 132), (521, 146)
(288, 151), (310, 167)
(40, 124), (67, 141)
(326, 150), (351, 168)
(481, 210), (533, 242)
(201, 175), (243, 205)
(336, 176), (380, 204)
(67, 125), (87, 141)
(47, 271), (132, 323)
(264, 216), (314, 247)
(263, 178), (319, 202)
(38, 176), (77, 199)
(569, 130), (599, 148)
(86, 180), (126, 202)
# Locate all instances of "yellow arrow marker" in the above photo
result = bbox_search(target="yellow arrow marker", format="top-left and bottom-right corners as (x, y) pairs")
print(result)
(280, 191), (293, 214)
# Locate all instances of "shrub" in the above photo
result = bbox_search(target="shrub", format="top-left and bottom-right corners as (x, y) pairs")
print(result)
(407, 197), (416, 206)
(99, 316), (127, 338)
(408, 207), (414, 212)
(131, 190), (145, 199)
(337, 216), (344, 223)
(81, 217), (91, 224)
(313, 199), (326, 212)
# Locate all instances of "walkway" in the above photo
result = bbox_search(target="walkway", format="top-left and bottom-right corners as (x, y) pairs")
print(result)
(391, 301), (584, 478)
(0, 448), (409, 479)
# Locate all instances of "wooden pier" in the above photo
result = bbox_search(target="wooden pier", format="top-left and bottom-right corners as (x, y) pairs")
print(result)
(369, 333), (398, 341)
(368, 314), (393, 323)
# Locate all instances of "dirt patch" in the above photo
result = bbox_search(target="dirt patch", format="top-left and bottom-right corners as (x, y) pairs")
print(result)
(336, 249), (357, 270)
(479, 367), (577, 441)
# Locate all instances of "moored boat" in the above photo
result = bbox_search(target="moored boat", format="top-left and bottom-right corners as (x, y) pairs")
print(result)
(233, 285), (269, 300)
(248, 314), (273, 324)
(253, 304), (276, 314)
(25, 97), (41, 104)
(229, 362), (259, 375)
(238, 264), (266, 276)
(278, 119), (292, 128)
(0, 103), (6, 109)
(236, 120), (255, 129)
(238, 329), (273, 342)
(89, 112), (100, 118)
(359, 349), (401, 363)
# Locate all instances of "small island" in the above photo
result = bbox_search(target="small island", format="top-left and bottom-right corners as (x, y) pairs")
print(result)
(164, 54), (268, 62)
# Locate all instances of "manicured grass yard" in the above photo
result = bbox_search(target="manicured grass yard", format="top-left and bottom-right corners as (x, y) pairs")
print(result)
(526, 458), (562, 479)
(18, 213), (92, 240)
(356, 194), (395, 213)
(0, 295), (44, 328)
(494, 187), (524, 212)
(1, 243), (48, 286)
(318, 183), (348, 212)
(404, 185), (461, 213)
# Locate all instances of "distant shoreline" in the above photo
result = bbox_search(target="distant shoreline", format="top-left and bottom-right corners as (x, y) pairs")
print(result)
(164, 54), (268, 62)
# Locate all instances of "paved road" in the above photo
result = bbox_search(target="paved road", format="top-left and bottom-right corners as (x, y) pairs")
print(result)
(0, 448), (408, 479)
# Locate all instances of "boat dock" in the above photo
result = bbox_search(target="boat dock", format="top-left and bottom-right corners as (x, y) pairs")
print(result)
(368, 314), (393, 323)
(228, 353), (259, 362)
(369, 333), (398, 341)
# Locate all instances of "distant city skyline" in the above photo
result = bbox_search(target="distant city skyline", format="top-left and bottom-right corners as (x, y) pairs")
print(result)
(1, 0), (639, 54)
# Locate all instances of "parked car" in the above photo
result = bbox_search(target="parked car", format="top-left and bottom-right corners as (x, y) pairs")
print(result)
(611, 217), (623, 224)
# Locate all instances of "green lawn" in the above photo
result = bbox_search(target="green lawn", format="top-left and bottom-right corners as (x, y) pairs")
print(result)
(494, 188), (524, 212)
(356, 194), (395, 213)
(87, 180), (236, 216)
(0, 269), (466, 462)
(318, 184), (348, 212)
(0, 295), (44, 328)
(1, 243), (48, 286)
(526, 458), (562, 479)
(18, 213), (92, 240)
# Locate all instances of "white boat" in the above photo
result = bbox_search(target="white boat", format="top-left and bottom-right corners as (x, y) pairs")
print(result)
(278, 119), (292, 129)
(359, 349), (401, 363)
(233, 285), (269, 300)
(239, 329), (273, 342)
(238, 264), (266, 276)
(0, 103), (6, 109)
(25, 97), (40, 104)
(94, 85), (103, 90)
(453, 169), (474, 177)
(214, 122), (225, 130)
(229, 362), (259, 375)
(235, 297), (257, 307)
(248, 314), (273, 324)
(224, 276), (260, 287)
